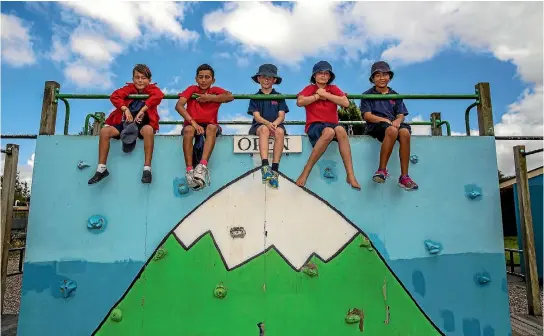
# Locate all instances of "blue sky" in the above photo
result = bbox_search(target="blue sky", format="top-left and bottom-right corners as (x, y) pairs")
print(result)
(1, 1), (542, 183)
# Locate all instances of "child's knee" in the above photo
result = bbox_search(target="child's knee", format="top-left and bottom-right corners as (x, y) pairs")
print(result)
(321, 127), (335, 141)
(275, 127), (285, 137)
(183, 126), (195, 137)
(141, 125), (154, 137)
(385, 126), (399, 138)
(258, 126), (270, 136)
(398, 128), (411, 141)
(334, 126), (348, 140)
(100, 126), (116, 139)
(206, 124), (218, 134)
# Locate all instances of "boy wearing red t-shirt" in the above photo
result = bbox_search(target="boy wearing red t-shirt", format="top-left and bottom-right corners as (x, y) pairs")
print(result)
(175, 64), (234, 190)
(88, 64), (164, 185)
(296, 61), (361, 190)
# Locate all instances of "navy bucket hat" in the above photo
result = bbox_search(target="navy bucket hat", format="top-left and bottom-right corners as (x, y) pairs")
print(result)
(252, 64), (282, 84)
(369, 61), (394, 82)
(310, 60), (335, 84)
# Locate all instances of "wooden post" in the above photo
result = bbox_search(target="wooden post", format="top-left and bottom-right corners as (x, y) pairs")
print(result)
(475, 82), (494, 136)
(39, 81), (60, 135)
(91, 112), (105, 136)
(513, 145), (542, 316)
(430, 112), (442, 136)
(1, 144), (19, 312)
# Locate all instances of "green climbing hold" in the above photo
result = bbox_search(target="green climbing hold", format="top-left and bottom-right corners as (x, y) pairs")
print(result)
(153, 248), (167, 261)
(302, 262), (318, 277)
(360, 236), (374, 251)
(345, 308), (364, 331)
(214, 283), (227, 299)
(110, 308), (123, 322)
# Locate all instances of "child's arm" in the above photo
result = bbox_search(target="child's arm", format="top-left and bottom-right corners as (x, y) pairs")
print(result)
(175, 97), (205, 134)
(196, 92), (234, 103)
(136, 85), (165, 123)
(252, 112), (273, 127)
(272, 111), (286, 126)
(110, 85), (132, 121)
(362, 111), (392, 124)
(296, 94), (320, 107)
(316, 88), (349, 108)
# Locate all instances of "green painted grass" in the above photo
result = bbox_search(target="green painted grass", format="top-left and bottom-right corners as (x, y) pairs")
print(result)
(95, 234), (442, 336)
(504, 236), (521, 265)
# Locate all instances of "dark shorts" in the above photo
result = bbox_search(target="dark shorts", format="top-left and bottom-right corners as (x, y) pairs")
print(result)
(182, 123), (222, 137)
(248, 123), (287, 136)
(366, 121), (412, 142)
(307, 122), (340, 147)
(111, 122), (151, 140)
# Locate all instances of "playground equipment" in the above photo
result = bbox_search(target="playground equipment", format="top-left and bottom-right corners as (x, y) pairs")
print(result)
(1, 81), (543, 335)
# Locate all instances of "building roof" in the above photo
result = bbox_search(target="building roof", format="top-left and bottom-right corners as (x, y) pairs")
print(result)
(499, 166), (543, 189)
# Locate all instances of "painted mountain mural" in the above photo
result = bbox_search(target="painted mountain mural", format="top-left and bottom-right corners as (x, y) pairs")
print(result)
(93, 169), (444, 336)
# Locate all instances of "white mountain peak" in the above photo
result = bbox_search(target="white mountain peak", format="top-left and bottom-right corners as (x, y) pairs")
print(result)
(174, 170), (358, 270)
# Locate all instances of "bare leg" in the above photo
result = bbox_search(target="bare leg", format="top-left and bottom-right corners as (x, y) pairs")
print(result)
(335, 126), (360, 190)
(296, 128), (335, 187)
(98, 126), (120, 165)
(183, 125), (196, 167)
(272, 127), (285, 164)
(140, 125), (154, 167)
(379, 126), (399, 170)
(256, 126), (270, 161)
(398, 128), (411, 176)
(201, 124), (218, 162)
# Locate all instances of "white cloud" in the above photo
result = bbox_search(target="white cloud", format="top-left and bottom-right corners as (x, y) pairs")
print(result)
(1, 13), (37, 67)
(70, 33), (123, 64)
(64, 61), (114, 90)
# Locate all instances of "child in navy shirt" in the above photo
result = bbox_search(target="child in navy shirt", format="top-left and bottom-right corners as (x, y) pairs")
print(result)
(247, 64), (289, 189)
(360, 61), (418, 191)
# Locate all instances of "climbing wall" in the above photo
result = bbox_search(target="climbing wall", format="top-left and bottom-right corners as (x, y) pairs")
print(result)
(19, 135), (509, 336)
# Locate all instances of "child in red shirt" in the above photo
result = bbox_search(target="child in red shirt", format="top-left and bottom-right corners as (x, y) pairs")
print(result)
(175, 64), (234, 190)
(88, 64), (164, 185)
(296, 61), (361, 190)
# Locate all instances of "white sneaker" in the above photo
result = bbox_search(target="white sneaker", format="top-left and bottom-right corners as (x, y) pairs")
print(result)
(193, 163), (210, 189)
(185, 169), (199, 190)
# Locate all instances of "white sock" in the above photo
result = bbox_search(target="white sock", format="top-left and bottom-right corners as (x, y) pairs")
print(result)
(97, 164), (107, 173)
(143, 166), (151, 171)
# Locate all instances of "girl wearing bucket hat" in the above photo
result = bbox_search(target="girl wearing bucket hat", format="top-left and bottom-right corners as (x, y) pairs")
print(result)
(295, 60), (361, 190)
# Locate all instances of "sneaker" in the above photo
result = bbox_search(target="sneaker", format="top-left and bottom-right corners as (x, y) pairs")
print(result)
(141, 170), (152, 184)
(267, 170), (279, 189)
(193, 163), (210, 189)
(88, 169), (110, 185)
(398, 175), (419, 191)
(372, 169), (389, 183)
(261, 165), (273, 183)
(185, 169), (199, 190)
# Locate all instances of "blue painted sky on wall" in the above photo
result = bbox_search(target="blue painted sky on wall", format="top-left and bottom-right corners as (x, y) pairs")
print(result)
(1, 1), (542, 183)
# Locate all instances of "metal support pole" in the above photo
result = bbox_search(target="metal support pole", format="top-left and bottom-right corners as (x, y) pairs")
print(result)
(1, 144), (19, 312)
(40, 81), (60, 135)
(513, 145), (542, 316)
(430, 112), (442, 136)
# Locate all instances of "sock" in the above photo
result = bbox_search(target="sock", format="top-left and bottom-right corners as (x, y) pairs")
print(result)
(262, 159), (269, 167)
(97, 164), (107, 173)
(200, 159), (208, 166)
(143, 166), (151, 172)
(272, 163), (279, 172)
(186, 166), (193, 172)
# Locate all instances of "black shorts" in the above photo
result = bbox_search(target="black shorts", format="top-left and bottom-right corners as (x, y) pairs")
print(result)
(111, 122), (150, 140)
(248, 123), (287, 136)
(366, 121), (411, 142)
(182, 123), (222, 137)
(307, 122), (340, 147)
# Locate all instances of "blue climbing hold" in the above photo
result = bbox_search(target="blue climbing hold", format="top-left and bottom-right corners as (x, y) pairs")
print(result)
(173, 177), (190, 197)
(323, 167), (335, 179)
(410, 155), (419, 164)
(77, 161), (90, 170)
(464, 184), (483, 200)
(474, 271), (492, 285)
(87, 215), (107, 233)
(60, 279), (77, 298)
(424, 240), (442, 255)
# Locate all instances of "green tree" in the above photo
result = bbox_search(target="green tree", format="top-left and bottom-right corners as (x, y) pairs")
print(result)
(0, 172), (31, 205)
(338, 99), (366, 135)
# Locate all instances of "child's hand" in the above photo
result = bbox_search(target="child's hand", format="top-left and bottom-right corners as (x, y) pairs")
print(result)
(193, 121), (205, 135)
(135, 111), (145, 124)
(267, 121), (276, 134)
(196, 94), (214, 103)
(392, 119), (401, 129)
(316, 88), (329, 100)
(124, 110), (134, 123)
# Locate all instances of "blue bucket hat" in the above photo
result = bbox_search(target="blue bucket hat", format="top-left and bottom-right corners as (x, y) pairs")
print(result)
(310, 61), (335, 84)
(252, 64), (282, 84)
(369, 61), (394, 82)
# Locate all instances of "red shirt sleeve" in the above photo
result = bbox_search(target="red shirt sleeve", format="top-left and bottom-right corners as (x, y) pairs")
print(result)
(210, 86), (228, 95)
(144, 84), (165, 108)
(298, 85), (315, 97)
(178, 85), (197, 101)
(328, 85), (345, 97)
(110, 84), (134, 109)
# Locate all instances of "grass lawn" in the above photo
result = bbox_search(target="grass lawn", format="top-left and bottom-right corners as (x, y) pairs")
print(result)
(504, 236), (521, 265)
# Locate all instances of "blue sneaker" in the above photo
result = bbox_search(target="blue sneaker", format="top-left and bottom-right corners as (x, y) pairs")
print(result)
(261, 165), (273, 183)
(268, 170), (279, 189)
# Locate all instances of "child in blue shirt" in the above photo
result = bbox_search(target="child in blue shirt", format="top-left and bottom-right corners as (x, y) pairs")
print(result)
(360, 61), (418, 191)
(247, 64), (289, 188)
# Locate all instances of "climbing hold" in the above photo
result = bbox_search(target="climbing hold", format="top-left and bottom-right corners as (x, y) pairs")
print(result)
(464, 184), (483, 200)
(87, 215), (107, 233)
(178, 184), (189, 195)
(59, 279), (77, 298)
(173, 177), (190, 197)
(230, 227), (246, 239)
(324, 167), (335, 179)
(110, 308), (123, 322)
(77, 161), (90, 170)
(410, 155), (419, 164)
(360, 236), (374, 251)
(153, 248), (167, 261)
(345, 308), (364, 331)
(476, 275), (491, 285)
(302, 262), (318, 277)
(214, 283), (227, 299)
(424, 240), (442, 255)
